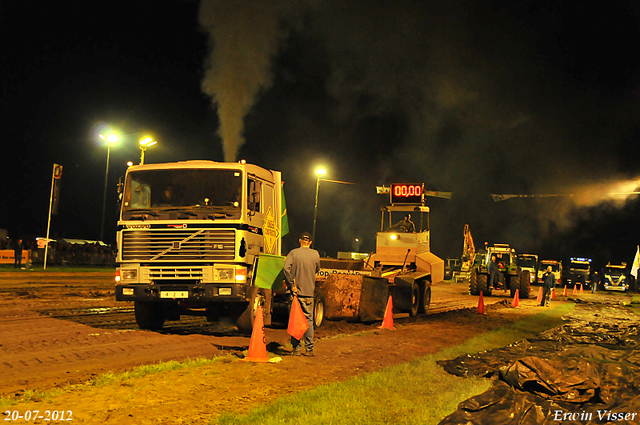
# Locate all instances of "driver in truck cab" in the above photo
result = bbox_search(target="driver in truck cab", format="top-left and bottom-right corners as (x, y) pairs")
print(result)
(390, 214), (416, 233)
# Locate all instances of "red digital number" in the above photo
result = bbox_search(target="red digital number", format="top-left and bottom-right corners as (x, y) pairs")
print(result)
(394, 185), (421, 197)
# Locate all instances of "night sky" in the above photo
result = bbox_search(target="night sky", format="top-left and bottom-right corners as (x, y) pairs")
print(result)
(3, 0), (640, 271)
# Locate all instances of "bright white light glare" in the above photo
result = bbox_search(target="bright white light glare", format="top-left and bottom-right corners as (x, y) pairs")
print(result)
(106, 133), (119, 144)
(390, 234), (398, 240)
(315, 167), (327, 176)
(140, 137), (157, 147)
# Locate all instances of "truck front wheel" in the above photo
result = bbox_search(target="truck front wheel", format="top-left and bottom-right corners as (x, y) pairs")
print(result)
(134, 301), (166, 330)
(236, 287), (266, 335)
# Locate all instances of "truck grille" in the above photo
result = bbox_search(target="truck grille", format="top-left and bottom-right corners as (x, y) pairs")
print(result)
(122, 229), (235, 261)
(148, 268), (204, 280)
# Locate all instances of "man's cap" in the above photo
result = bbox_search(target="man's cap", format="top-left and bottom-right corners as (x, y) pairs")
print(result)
(300, 232), (312, 241)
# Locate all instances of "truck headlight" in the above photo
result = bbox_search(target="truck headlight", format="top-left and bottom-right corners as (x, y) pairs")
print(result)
(121, 269), (137, 280)
(215, 268), (234, 281)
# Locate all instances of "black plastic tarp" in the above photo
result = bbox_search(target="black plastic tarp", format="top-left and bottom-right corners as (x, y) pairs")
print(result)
(438, 304), (640, 424)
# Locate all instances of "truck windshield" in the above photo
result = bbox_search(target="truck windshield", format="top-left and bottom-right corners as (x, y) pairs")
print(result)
(491, 252), (511, 266)
(517, 256), (537, 267)
(122, 168), (242, 218)
(604, 267), (625, 275)
(541, 263), (560, 272)
(570, 262), (590, 270)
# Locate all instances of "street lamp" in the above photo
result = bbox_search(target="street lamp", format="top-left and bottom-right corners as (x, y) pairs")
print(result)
(139, 137), (157, 165)
(312, 167), (327, 246)
(99, 133), (119, 242)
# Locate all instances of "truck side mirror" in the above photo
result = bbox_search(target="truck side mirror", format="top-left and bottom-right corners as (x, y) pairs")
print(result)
(117, 176), (124, 203)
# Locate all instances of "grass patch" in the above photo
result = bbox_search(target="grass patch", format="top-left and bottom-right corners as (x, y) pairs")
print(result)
(0, 356), (232, 409)
(214, 303), (575, 425)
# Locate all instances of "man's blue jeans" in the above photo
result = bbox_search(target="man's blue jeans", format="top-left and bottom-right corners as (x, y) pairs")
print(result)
(291, 296), (314, 352)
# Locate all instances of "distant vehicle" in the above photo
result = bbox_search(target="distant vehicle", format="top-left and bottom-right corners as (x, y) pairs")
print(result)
(517, 254), (539, 285)
(458, 224), (476, 282)
(564, 257), (592, 288)
(602, 262), (629, 292)
(469, 243), (530, 298)
(444, 258), (461, 281)
(537, 260), (563, 286)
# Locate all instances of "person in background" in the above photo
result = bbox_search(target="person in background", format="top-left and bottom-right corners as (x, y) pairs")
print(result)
(487, 254), (501, 288)
(541, 265), (555, 307)
(14, 238), (23, 269)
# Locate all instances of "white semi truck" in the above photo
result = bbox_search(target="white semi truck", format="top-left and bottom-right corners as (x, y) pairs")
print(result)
(114, 160), (285, 333)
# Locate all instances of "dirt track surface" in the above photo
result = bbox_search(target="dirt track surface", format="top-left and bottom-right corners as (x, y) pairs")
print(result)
(2, 272), (625, 424)
(0, 272), (491, 395)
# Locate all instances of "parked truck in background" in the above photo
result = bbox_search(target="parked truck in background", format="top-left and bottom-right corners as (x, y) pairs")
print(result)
(602, 262), (629, 292)
(564, 257), (592, 288)
(444, 257), (461, 281)
(517, 253), (538, 286)
(114, 160), (285, 333)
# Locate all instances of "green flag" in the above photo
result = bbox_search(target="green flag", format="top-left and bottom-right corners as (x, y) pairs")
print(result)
(254, 254), (286, 290)
(281, 184), (289, 237)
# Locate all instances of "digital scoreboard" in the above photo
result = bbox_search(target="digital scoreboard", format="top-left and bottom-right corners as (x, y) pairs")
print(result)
(390, 183), (424, 205)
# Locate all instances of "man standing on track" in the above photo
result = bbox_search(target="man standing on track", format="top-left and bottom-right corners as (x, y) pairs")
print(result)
(541, 265), (555, 307)
(283, 232), (320, 357)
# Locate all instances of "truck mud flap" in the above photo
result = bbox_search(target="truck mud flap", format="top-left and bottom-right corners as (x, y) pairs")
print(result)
(358, 276), (389, 322)
(317, 274), (388, 322)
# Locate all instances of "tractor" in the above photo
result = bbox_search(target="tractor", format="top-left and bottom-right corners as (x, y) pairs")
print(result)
(469, 243), (530, 299)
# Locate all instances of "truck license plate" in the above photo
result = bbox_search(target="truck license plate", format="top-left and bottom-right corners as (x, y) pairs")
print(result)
(160, 291), (189, 299)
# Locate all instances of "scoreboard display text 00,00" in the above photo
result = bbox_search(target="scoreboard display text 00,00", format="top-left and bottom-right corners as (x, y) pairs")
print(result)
(391, 183), (423, 204)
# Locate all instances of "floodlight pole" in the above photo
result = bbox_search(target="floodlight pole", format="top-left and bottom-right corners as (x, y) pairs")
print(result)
(99, 144), (112, 242)
(312, 176), (321, 246)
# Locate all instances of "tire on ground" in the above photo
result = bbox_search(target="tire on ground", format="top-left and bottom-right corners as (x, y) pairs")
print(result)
(313, 292), (325, 328)
(469, 268), (480, 295)
(477, 274), (491, 296)
(418, 280), (431, 314)
(509, 273), (521, 298)
(134, 301), (166, 330)
(410, 282), (420, 317)
(236, 287), (265, 334)
(520, 270), (531, 299)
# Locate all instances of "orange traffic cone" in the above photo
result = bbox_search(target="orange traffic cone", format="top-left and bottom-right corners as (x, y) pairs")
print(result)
(536, 287), (543, 303)
(378, 295), (396, 330)
(241, 305), (270, 363)
(477, 292), (486, 314)
(572, 284), (578, 295)
(579, 284), (584, 294)
(512, 288), (520, 307)
(551, 288), (556, 299)
(563, 285), (567, 296)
